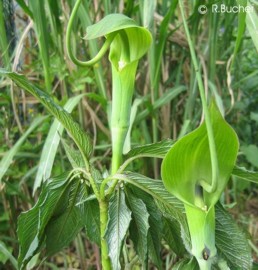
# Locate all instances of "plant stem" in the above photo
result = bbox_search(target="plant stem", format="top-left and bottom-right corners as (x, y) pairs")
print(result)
(198, 260), (212, 270)
(178, 0), (219, 193)
(99, 199), (112, 270)
(184, 204), (216, 270)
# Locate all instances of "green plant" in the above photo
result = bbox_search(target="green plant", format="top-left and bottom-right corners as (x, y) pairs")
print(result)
(1, 0), (258, 269)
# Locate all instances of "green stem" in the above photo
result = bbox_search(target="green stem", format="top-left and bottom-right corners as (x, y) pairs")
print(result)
(99, 199), (112, 270)
(179, 0), (218, 193)
(66, 0), (115, 67)
(184, 204), (216, 270)
(108, 61), (138, 194)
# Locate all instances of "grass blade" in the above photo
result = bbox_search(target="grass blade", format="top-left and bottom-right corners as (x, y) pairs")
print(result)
(28, 0), (51, 92)
(0, 116), (48, 183)
(246, 1), (258, 52)
(34, 94), (85, 193)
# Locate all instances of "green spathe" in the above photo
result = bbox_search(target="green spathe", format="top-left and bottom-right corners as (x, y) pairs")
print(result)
(161, 101), (239, 210)
(161, 101), (239, 268)
(84, 14), (152, 174)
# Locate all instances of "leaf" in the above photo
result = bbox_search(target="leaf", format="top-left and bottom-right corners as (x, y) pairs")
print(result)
(0, 241), (18, 269)
(81, 200), (101, 245)
(234, 0), (247, 57)
(157, 200), (191, 254)
(17, 171), (74, 269)
(140, 0), (156, 28)
(215, 203), (252, 270)
(163, 217), (185, 256)
(113, 172), (184, 215)
(173, 257), (199, 270)
(34, 94), (85, 193)
(29, 0), (51, 91)
(0, 70), (92, 167)
(16, 0), (34, 19)
(60, 138), (85, 169)
(105, 190), (131, 270)
(127, 190), (149, 266)
(45, 178), (84, 256)
(114, 172), (190, 255)
(18, 171), (86, 269)
(136, 85), (186, 123)
(161, 101), (239, 210)
(125, 139), (174, 159)
(128, 184), (182, 268)
(0, 116), (48, 184)
(232, 166), (258, 184)
(241, 144), (258, 167)
(123, 98), (142, 154)
(145, 196), (162, 268)
(246, 1), (258, 52)
(46, 207), (82, 256)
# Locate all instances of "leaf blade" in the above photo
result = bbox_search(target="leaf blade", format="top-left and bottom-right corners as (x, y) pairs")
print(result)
(105, 190), (131, 270)
(215, 203), (252, 270)
(127, 191), (149, 266)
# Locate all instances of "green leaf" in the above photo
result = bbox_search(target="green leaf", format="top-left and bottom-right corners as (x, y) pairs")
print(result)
(234, 0), (247, 57)
(46, 207), (82, 256)
(125, 139), (174, 159)
(232, 166), (258, 184)
(128, 186), (163, 268)
(145, 196), (162, 269)
(123, 98), (142, 154)
(140, 0), (156, 28)
(127, 190), (149, 266)
(16, 0), (34, 19)
(81, 200), (101, 245)
(113, 172), (184, 214)
(0, 116), (48, 184)
(60, 138), (85, 169)
(0, 241), (18, 269)
(246, 1), (258, 52)
(29, 0), (51, 92)
(241, 144), (258, 167)
(215, 203), (252, 270)
(34, 94), (85, 193)
(173, 257), (199, 270)
(0, 70), (92, 169)
(163, 217), (185, 256)
(45, 179), (84, 256)
(126, 181), (186, 268)
(17, 170), (85, 269)
(114, 172), (190, 255)
(18, 172), (71, 269)
(136, 86), (186, 123)
(161, 101), (239, 210)
(105, 190), (131, 270)
(157, 200), (191, 254)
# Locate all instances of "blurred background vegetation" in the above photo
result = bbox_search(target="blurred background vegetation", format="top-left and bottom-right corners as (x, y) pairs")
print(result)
(0, 0), (257, 269)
